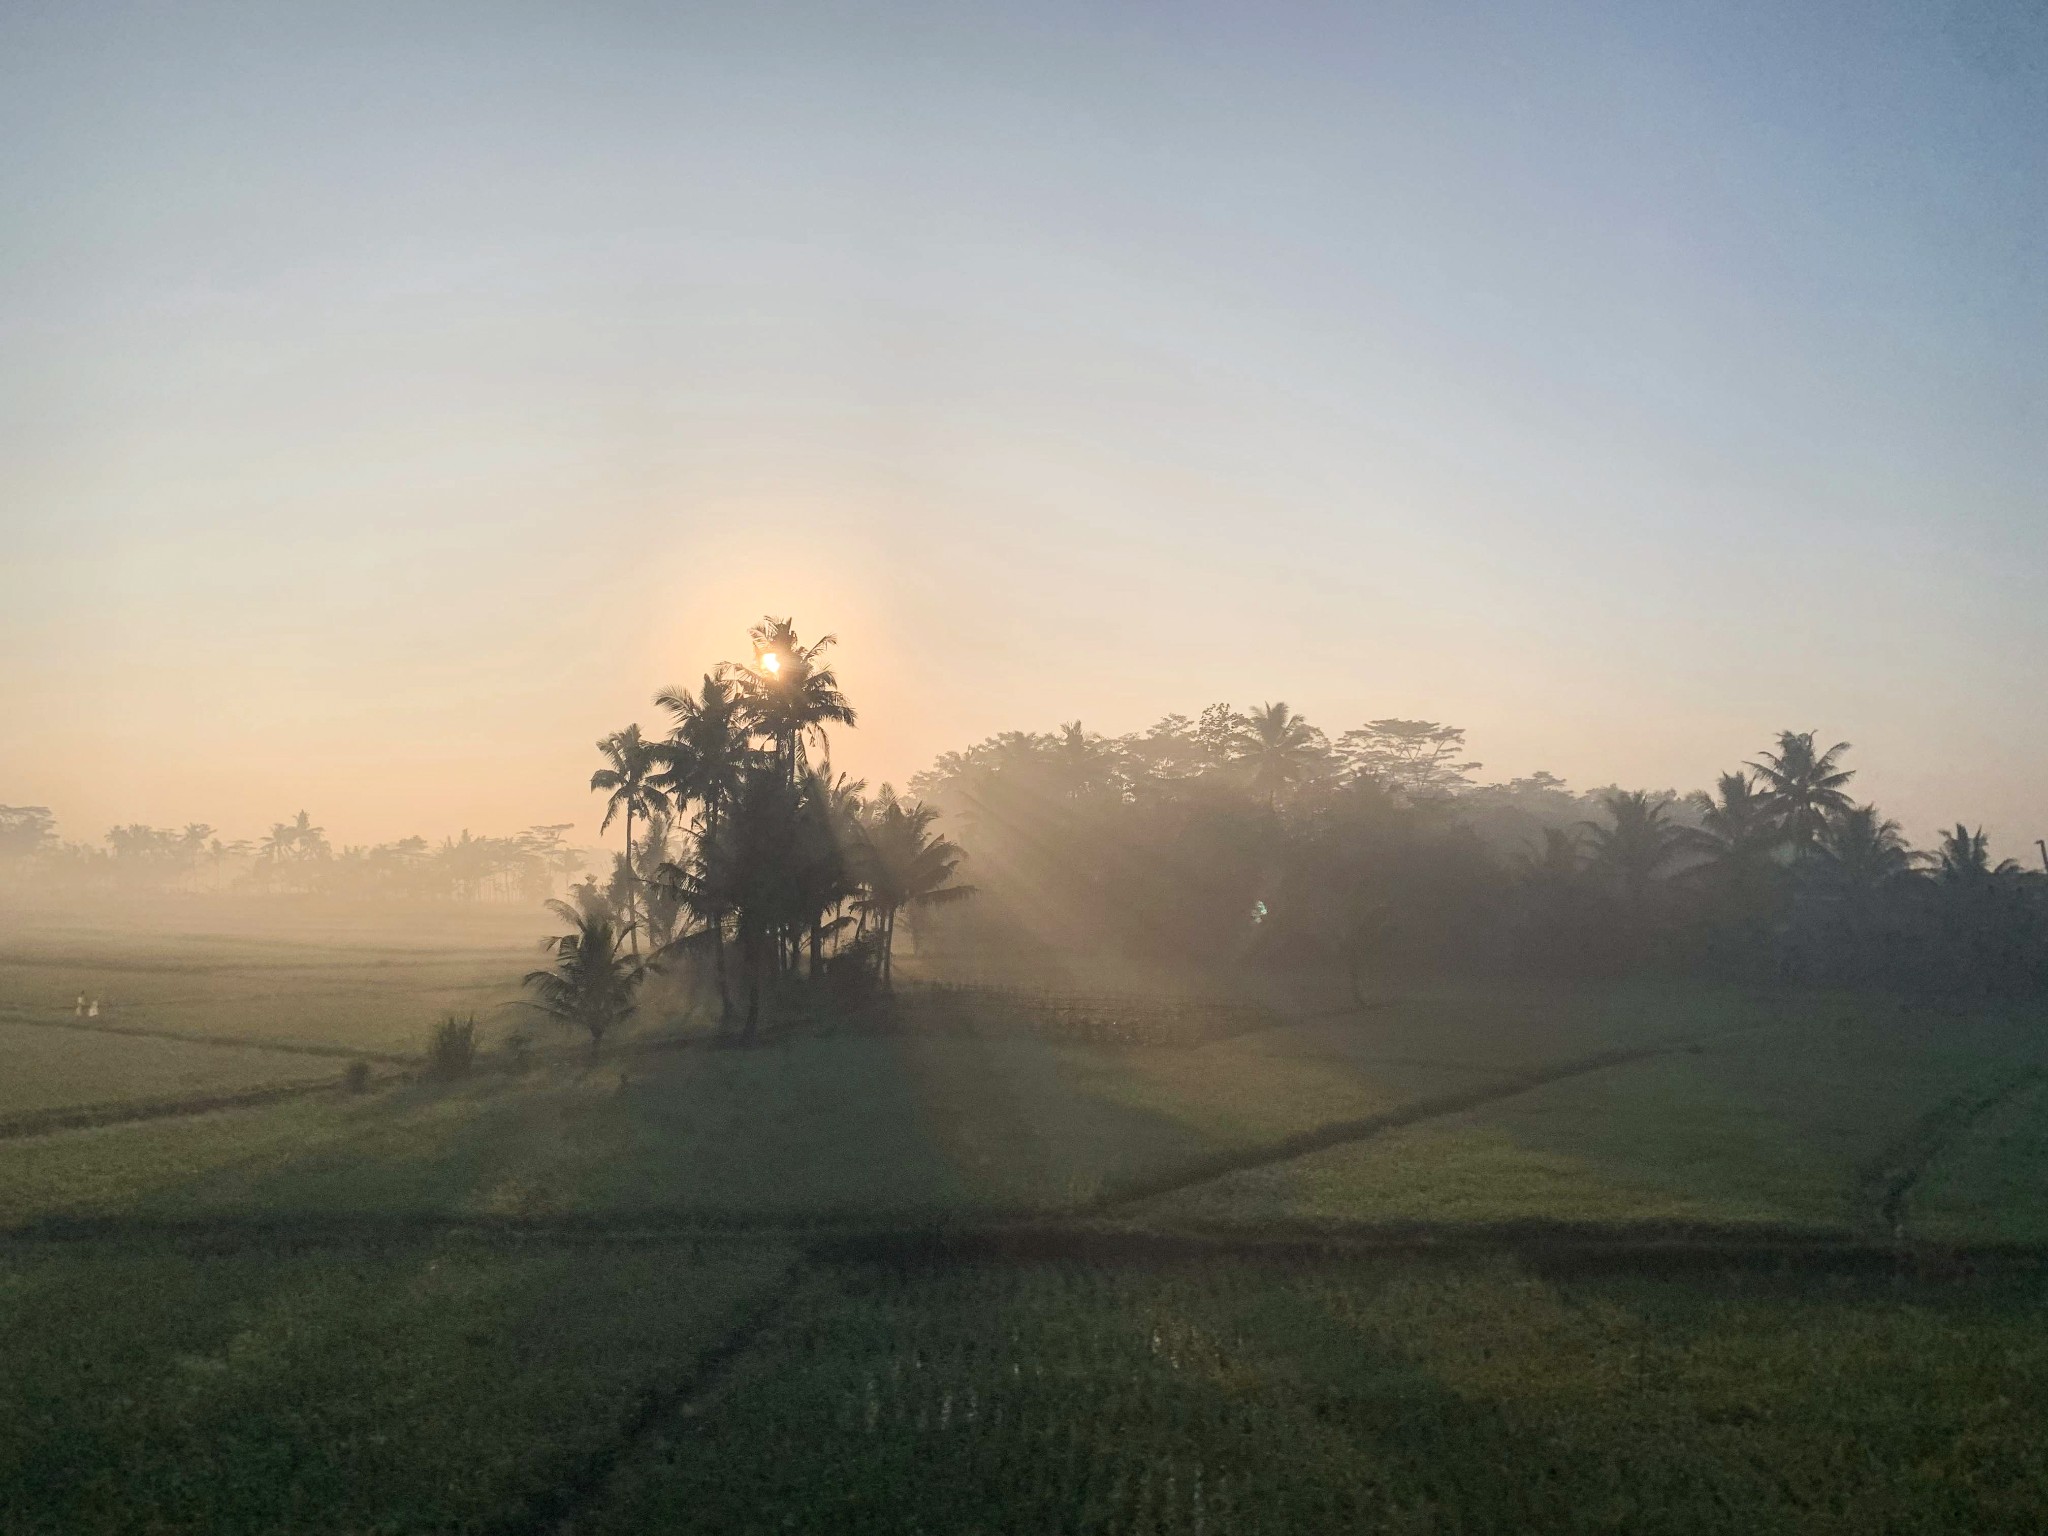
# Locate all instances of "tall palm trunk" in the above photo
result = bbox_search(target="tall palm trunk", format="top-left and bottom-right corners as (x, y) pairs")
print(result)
(705, 797), (733, 1022)
(623, 802), (640, 956)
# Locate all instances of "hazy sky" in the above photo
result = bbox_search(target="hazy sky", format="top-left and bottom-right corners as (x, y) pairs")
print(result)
(5, 2), (2045, 853)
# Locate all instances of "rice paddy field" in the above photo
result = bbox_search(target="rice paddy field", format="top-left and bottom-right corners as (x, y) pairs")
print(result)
(4, 900), (2048, 1532)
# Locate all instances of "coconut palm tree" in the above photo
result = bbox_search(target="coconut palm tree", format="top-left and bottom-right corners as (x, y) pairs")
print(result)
(177, 823), (214, 890)
(1926, 825), (2041, 991)
(853, 789), (975, 987)
(590, 724), (670, 955)
(522, 898), (642, 1056)
(795, 769), (865, 978)
(288, 811), (329, 861)
(1933, 823), (2021, 886)
(1748, 731), (1855, 854)
(740, 617), (857, 784)
(1048, 720), (1126, 802)
(656, 770), (807, 1037)
(653, 674), (755, 1007)
(1685, 773), (1779, 863)
(654, 674), (754, 830)
(1816, 805), (1919, 894)
(1581, 790), (1687, 903)
(1789, 804), (1923, 984)
(1681, 772), (1785, 906)
(1236, 702), (1330, 805)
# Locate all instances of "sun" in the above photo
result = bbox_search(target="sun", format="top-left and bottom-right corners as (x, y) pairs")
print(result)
(759, 651), (781, 674)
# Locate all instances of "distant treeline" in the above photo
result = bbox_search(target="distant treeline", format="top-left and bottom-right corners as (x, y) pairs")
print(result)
(0, 806), (585, 902)
(907, 709), (2048, 997)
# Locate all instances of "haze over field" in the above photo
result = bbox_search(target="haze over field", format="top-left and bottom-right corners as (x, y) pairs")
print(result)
(12, 14), (2048, 1531)
(4, 2), (2045, 850)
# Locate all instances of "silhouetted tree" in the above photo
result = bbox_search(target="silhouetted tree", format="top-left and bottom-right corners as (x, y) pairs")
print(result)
(1236, 702), (1331, 805)
(854, 788), (975, 987)
(523, 898), (642, 1056)
(654, 673), (759, 1016)
(590, 724), (669, 955)
(1582, 791), (1687, 904)
(1794, 804), (1922, 983)
(1749, 732), (1855, 855)
(1337, 720), (1482, 797)
(740, 618), (857, 784)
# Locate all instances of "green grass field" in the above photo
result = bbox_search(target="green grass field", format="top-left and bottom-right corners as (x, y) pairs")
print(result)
(0, 1022), (335, 1124)
(3, 909), (2047, 1530)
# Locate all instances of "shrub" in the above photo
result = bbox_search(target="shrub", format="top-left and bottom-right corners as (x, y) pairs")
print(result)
(822, 935), (884, 1006)
(342, 1060), (372, 1094)
(426, 1014), (479, 1080)
(501, 1028), (535, 1074)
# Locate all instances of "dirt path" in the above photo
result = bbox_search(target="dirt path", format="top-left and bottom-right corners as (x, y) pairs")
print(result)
(0, 1073), (377, 1140)
(1857, 1065), (2047, 1242)
(488, 1256), (816, 1536)
(1081, 1032), (1734, 1215)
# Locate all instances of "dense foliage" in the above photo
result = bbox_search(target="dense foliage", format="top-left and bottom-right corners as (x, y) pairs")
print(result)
(584, 617), (973, 1036)
(910, 712), (2048, 995)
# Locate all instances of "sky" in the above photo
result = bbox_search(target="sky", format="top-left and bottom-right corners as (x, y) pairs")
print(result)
(3, 2), (2045, 854)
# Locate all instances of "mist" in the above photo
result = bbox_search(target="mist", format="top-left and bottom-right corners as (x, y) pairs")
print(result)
(7, 6), (2048, 1533)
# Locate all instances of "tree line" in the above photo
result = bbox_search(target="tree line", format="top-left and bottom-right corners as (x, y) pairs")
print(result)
(907, 708), (2048, 998)
(0, 805), (583, 903)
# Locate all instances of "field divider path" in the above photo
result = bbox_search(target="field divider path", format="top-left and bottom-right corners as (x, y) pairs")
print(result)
(1, 1012), (415, 1063)
(487, 1255), (818, 1536)
(0, 1072), (395, 1141)
(1857, 1063), (2047, 1243)
(1080, 1026), (1760, 1216)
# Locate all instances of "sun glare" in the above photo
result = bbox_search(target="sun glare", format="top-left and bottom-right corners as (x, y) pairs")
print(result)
(760, 651), (781, 674)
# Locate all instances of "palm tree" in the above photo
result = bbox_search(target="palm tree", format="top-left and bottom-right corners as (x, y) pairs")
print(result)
(1682, 772), (1784, 886)
(178, 823), (214, 890)
(256, 820), (300, 888)
(656, 770), (807, 1037)
(1675, 772), (1789, 972)
(1816, 805), (1919, 893)
(1517, 825), (1584, 883)
(635, 808), (683, 949)
(590, 724), (670, 955)
(854, 789), (975, 987)
(1236, 702), (1329, 805)
(795, 769), (865, 978)
(1933, 823), (2020, 886)
(289, 811), (329, 861)
(740, 617), (857, 784)
(1050, 720), (1124, 802)
(654, 674), (754, 829)
(1748, 731), (1855, 854)
(1929, 824), (2035, 990)
(1581, 790), (1687, 903)
(1686, 772), (1779, 859)
(1792, 805), (1922, 984)
(653, 674), (755, 1011)
(522, 898), (642, 1056)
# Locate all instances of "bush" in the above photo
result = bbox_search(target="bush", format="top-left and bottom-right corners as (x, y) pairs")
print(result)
(822, 935), (884, 1006)
(342, 1060), (372, 1094)
(501, 1028), (534, 1074)
(426, 1014), (479, 1080)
